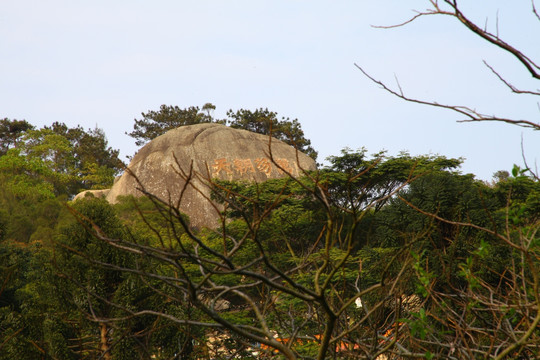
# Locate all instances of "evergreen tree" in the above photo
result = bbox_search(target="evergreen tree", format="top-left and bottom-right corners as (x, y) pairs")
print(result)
(0, 118), (34, 155)
(227, 108), (317, 160)
(127, 104), (220, 146)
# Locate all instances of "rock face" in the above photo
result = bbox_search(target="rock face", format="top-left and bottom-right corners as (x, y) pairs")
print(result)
(73, 189), (110, 201)
(106, 123), (317, 229)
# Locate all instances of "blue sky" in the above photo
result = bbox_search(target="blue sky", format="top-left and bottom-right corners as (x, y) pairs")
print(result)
(1, 1), (539, 180)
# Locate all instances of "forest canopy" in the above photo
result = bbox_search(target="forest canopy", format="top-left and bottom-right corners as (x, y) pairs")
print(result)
(0, 112), (538, 359)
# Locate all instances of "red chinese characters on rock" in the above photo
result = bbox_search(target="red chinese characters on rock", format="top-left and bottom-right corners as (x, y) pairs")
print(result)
(254, 158), (272, 177)
(211, 158), (233, 176)
(232, 159), (256, 175)
(274, 158), (294, 174)
(210, 158), (296, 178)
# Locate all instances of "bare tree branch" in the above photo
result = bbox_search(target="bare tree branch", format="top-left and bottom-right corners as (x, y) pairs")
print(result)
(374, 0), (540, 79)
(532, 0), (540, 22)
(483, 61), (540, 96)
(355, 63), (540, 130)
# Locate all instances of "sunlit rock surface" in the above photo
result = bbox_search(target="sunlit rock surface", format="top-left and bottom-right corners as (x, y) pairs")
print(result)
(105, 123), (316, 228)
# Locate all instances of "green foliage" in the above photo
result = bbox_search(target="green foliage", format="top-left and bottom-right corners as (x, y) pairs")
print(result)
(227, 107), (318, 160)
(24, 122), (124, 194)
(127, 104), (318, 160)
(49, 122), (124, 184)
(0, 119), (123, 198)
(411, 251), (434, 297)
(213, 176), (324, 259)
(0, 127), (538, 359)
(0, 148), (58, 199)
(56, 199), (133, 312)
(53, 198), (137, 358)
(81, 162), (118, 190)
(127, 104), (222, 146)
(0, 239), (73, 360)
(492, 170), (540, 225)
(57, 197), (190, 359)
(0, 118), (34, 155)
(321, 148), (462, 214)
(366, 171), (507, 297)
(113, 195), (190, 248)
(0, 160), (64, 243)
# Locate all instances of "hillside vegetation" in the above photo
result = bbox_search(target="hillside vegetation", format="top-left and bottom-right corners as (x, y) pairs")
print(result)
(0, 111), (538, 359)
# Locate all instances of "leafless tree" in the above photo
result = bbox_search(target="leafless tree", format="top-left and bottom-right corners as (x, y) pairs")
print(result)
(356, 0), (540, 133)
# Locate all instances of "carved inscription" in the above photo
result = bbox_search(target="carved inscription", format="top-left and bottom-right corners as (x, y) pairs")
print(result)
(211, 158), (233, 176)
(233, 159), (255, 175)
(275, 158), (294, 174)
(254, 158), (272, 177)
(211, 158), (295, 177)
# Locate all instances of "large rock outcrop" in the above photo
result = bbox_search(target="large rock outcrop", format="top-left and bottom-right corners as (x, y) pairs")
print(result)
(106, 123), (317, 228)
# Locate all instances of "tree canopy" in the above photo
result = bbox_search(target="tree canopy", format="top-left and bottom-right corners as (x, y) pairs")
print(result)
(126, 104), (220, 147)
(0, 120), (124, 198)
(0, 118), (34, 155)
(127, 104), (318, 159)
(1, 117), (539, 359)
(227, 107), (317, 159)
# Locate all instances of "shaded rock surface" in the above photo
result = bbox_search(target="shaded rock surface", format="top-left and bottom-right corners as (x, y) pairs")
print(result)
(106, 123), (316, 228)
